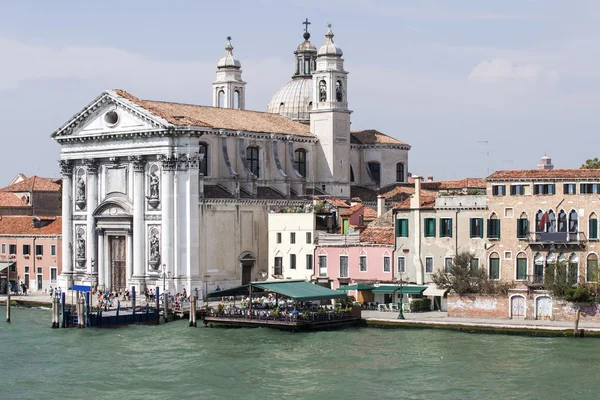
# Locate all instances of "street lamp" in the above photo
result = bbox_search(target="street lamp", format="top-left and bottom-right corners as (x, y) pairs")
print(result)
(397, 272), (405, 320)
(161, 264), (171, 293)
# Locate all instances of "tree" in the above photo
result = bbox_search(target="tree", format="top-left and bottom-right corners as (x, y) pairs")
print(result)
(581, 158), (600, 169)
(544, 261), (570, 298)
(431, 252), (491, 295)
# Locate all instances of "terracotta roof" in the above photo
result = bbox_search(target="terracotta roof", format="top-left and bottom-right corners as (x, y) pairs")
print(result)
(350, 130), (408, 146)
(0, 176), (61, 192)
(422, 178), (486, 190)
(487, 169), (600, 180)
(325, 198), (350, 208)
(0, 192), (28, 207)
(367, 209), (395, 228)
(360, 227), (394, 245)
(114, 90), (312, 137)
(0, 216), (62, 235)
(363, 206), (378, 221)
(350, 186), (378, 202)
(395, 191), (438, 210)
(341, 203), (364, 216)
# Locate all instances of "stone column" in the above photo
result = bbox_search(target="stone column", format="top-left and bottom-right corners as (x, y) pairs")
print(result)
(84, 159), (99, 281)
(186, 154), (200, 287)
(131, 156), (146, 283)
(160, 155), (176, 280)
(126, 228), (133, 284)
(59, 160), (74, 289)
(96, 228), (105, 289)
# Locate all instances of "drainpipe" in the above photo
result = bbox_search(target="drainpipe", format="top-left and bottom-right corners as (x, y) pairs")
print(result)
(412, 176), (423, 285)
(32, 237), (36, 291)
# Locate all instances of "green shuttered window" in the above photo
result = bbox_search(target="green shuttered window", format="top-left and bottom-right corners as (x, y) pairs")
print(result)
(424, 218), (436, 238)
(396, 219), (409, 237)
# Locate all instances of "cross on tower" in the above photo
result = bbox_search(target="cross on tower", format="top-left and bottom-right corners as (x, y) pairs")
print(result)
(227, 36), (232, 41)
(302, 18), (311, 33)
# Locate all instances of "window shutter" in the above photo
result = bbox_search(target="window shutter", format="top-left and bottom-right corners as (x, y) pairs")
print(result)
(402, 219), (408, 237)
(590, 219), (598, 239)
(395, 220), (401, 237)
(448, 219), (453, 238)
(470, 219), (474, 238)
(487, 219), (491, 237)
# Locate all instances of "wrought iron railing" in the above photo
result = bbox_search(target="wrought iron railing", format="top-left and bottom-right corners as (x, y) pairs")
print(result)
(526, 231), (587, 244)
(527, 275), (544, 285)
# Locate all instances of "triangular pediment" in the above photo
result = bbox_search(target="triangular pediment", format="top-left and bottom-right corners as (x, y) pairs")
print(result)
(51, 90), (170, 139)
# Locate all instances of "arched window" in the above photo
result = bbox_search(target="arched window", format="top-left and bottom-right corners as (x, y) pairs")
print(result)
(279, 102), (285, 114)
(305, 58), (311, 75)
(297, 58), (302, 75)
(517, 212), (529, 239)
(569, 210), (578, 233)
(218, 90), (225, 108)
(396, 163), (405, 183)
(487, 212), (500, 239)
(350, 165), (355, 182)
(489, 252), (500, 280)
(319, 80), (327, 102)
(336, 80), (343, 102)
(558, 210), (567, 232)
(294, 149), (307, 178)
(568, 253), (579, 284)
(590, 213), (598, 240)
(367, 162), (381, 185)
(535, 210), (544, 233)
(516, 252), (528, 280)
(246, 146), (260, 177)
(234, 90), (240, 109)
(547, 210), (556, 232)
(534, 252), (544, 282)
(307, 101), (313, 111)
(587, 253), (598, 282)
(199, 143), (209, 176)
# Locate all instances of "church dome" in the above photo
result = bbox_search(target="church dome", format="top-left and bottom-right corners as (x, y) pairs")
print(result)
(217, 37), (241, 69)
(267, 78), (313, 123)
(317, 27), (343, 57)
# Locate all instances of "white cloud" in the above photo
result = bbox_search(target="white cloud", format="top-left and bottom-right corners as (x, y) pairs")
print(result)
(468, 58), (558, 84)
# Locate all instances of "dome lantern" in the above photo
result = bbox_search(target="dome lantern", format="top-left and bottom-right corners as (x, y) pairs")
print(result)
(217, 36), (241, 69)
(317, 25), (343, 57)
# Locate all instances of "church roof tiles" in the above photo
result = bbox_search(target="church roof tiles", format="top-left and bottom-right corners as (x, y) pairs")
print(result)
(114, 90), (312, 137)
(0, 216), (62, 236)
(350, 129), (408, 146)
(0, 176), (61, 193)
(487, 169), (600, 180)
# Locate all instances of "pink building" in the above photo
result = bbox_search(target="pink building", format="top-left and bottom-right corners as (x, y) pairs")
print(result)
(314, 209), (396, 303)
(0, 216), (62, 293)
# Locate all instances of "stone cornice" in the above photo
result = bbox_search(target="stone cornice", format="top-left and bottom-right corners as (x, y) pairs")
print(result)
(200, 198), (311, 206)
(350, 144), (411, 151)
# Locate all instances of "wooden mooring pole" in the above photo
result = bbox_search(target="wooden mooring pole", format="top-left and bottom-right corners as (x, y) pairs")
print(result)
(163, 292), (169, 323)
(6, 293), (10, 323)
(189, 296), (197, 327)
(573, 309), (581, 337)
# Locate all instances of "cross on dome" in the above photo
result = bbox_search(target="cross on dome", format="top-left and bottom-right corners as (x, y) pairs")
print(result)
(303, 18), (311, 33)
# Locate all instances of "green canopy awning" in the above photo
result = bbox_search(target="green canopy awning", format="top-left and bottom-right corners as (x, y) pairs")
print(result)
(253, 281), (346, 301)
(371, 285), (428, 295)
(337, 284), (375, 291)
(207, 280), (347, 301)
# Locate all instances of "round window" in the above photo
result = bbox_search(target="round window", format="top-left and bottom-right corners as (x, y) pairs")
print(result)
(104, 110), (119, 127)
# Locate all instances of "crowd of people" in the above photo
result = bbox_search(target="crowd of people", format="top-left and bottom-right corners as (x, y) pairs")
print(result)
(7, 281), (29, 295)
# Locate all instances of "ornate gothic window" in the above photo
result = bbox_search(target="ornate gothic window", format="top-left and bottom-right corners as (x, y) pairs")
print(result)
(558, 210), (567, 232)
(199, 143), (208, 176)
(294, 149), (307, 178)
(247, 146), (260, 177)
(569, 210), (578, 233)
(396, 163), (405, 183)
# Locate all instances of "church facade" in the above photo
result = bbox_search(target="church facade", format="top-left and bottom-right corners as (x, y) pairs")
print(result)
(52, 24), (410, 294)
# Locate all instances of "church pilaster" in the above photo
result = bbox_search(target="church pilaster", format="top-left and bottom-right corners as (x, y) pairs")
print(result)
(84, 159), (99, 280)
(186, 153), (200, 287)
(130, 155), (146, 285)
(96, 227), (105, 290)
(159, 154), (176, 288)
(126, 228), (133, 287)
(58, 160), (74, 289)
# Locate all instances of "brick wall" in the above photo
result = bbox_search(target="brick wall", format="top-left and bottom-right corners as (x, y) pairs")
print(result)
(448, 293), (600, 322)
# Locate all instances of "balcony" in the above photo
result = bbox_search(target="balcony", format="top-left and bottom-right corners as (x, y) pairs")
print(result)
(525, 274), (545, 288)
(526, 232), (587, 248)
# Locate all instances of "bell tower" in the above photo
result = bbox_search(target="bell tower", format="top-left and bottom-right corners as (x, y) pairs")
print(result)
(212, 37), (246, 109)
(310, 25), (352, 198)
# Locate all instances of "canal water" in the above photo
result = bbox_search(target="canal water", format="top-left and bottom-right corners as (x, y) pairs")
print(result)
(2, 307), (600, 400)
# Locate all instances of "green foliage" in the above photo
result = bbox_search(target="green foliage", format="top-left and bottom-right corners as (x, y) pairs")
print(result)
(564, 286), (593, 303)
(545, 261), (571, 298)
(432, 252), (493, 295)
(410, 298), (431, 312)
(582, 157), (600, 169)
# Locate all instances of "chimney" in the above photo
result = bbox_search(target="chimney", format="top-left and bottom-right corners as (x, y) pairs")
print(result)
(377, 194), (386, 217)
(537, 155), (554, 170)
(427, 176), (434, 182)
(410, 175), (422, 209)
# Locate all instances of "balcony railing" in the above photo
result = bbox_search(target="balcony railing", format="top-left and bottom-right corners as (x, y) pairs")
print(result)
(527, 231), (587, 244)
(527, 275), (544, 285)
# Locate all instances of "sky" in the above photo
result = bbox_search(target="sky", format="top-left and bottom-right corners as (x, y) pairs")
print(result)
(1, 0), (599, 184)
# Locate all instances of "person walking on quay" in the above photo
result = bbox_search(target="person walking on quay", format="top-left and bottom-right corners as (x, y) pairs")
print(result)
(183, 288), (187, 300)
(49, 286), (54, 298)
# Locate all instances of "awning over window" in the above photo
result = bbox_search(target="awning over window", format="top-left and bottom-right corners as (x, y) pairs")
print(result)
(207, 280), (347, 301)
(422, 286), (448, 297)
(0, 261), (14, 273)
(371, 285), (427, 295)
(337, 284), (375, 291)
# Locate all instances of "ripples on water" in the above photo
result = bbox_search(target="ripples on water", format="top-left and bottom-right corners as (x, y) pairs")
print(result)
(2, 307), (600, 400)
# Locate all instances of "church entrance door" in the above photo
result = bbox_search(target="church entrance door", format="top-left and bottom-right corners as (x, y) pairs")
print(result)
(242, 262), (253, 285)
(110, 235), (126, 291)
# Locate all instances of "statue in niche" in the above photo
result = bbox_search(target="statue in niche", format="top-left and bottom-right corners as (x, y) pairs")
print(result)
(149, 171), (159, 198)
(76, 176), (86, 201)
(150, 234), (160, 263)
(319, 80), (327, 102)
(76, 233), (86, 259)
(336, 80), (343, 102)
